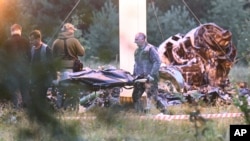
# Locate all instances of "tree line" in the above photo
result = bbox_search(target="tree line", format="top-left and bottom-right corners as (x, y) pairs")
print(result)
(0, 0), (249, 64)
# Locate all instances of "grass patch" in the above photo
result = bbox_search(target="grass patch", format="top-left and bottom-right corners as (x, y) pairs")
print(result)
(1, 101), (245, 141)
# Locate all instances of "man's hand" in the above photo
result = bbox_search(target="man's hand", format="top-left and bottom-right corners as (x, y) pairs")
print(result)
(146, 75), (154, 82)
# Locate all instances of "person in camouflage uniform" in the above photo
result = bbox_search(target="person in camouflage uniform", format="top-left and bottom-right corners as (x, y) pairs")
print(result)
(132, 32), (162, 113)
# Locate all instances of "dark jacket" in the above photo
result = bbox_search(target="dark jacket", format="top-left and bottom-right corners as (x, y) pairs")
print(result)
(30, 44), (56, 85)
(2, 34), (31, 75)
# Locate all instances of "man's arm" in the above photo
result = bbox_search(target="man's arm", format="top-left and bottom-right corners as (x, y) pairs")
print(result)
(74, 39), (85, 56)
(149, 46), (161, 76)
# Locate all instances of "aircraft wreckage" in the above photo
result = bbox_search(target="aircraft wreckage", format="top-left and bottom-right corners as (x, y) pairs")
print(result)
(157, 22), (238, 106)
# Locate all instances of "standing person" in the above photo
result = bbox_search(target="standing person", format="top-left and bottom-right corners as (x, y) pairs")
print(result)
(2, 24), (31, 109)
(51, 23), (85, 109)
(28, 30), (57, 122)
(132, 32), (163, 113)
(29, 30), (56, 100)
(52, 23), (85, 72)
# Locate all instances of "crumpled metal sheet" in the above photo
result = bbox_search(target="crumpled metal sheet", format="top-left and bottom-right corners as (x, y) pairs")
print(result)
(159, 66), (185, 92)
(159, 23), (237, 90)
(158, 23), (237, 106)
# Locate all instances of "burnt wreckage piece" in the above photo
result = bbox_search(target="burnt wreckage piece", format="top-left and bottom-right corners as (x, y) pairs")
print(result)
(158, 23), (237, 105)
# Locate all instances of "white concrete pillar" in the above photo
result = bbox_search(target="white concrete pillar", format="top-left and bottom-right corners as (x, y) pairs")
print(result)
(119, 0), (147, 99)
(119, 0), (146, 73)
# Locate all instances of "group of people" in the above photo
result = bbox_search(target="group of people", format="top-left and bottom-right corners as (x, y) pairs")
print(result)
(1, 23), (164, 114)
(1, 23), (85, 109)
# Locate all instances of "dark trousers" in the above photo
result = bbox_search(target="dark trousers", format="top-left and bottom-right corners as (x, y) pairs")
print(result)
(30, 77), (51, 100)
(132, 82), (158, 103)
(132, 81), (158, 111)
(30, 84), (49, 100)
(6, 75), (30, 108)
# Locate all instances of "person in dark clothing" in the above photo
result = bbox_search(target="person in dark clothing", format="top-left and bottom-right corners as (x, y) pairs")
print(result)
(2, 24), (31, 109)
(52, 23), (85, 72)
(28, 29), (58, 122)
(132, 32), (163, 113)
(29, 30), (56, 99)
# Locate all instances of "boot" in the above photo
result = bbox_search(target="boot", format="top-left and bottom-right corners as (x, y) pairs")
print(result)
(155, 95), (168, 114)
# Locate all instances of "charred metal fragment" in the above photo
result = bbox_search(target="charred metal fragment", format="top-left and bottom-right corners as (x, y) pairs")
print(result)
(158, 23), (237, 106)
(159, 23), (237, 89)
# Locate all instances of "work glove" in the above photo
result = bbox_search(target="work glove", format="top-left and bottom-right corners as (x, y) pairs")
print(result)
(146, 75), (154, 82)
(134, 74), (148, 83)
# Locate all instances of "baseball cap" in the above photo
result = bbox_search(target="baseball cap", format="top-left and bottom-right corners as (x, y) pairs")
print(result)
(61, 23), (77, 31)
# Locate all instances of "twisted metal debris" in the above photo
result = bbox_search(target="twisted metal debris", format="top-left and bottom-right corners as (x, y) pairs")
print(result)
(158, 23), (238, 106)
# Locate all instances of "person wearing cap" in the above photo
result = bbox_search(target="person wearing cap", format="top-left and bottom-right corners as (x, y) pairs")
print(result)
(51, 23), (85, 109)
(52, 23), (85, 72)
(1, 23), (31, 109)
